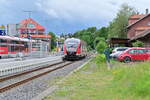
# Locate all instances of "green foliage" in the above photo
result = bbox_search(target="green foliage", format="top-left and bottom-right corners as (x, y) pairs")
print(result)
(73, 27), (97, 49)
(72, 4), (137, 53)
(111, 62), (150, 98)
(87, 27), (97, 33)
(94, 27), (108, 39)
(132, 40), (144, 47)
(48, 32), (56, 50)
(131, 73), (150, 96)
(94, 37), (105, 46)
(108, 3), (137, 38)
(73, 26), (109, 50)
(95, 54), (106, 64)
(96, 39), (107, 54)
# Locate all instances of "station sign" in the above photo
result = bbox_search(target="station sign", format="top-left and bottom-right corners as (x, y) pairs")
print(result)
(0, 25), (6, 36)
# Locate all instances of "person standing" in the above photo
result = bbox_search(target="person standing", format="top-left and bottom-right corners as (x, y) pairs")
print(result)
(104, 48), (112, 70)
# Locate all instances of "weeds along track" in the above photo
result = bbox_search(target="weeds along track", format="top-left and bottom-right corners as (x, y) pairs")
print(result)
(0, 61), (74, 93)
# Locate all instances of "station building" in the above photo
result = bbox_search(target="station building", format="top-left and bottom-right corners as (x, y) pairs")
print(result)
(18, 18), (51, 41)
(127, 11), (150, 47)
(109, 10), (150, 48)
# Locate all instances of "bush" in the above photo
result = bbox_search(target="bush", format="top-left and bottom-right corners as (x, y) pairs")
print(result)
(96, 41), (107, 54)
(95, 54), (106, 64)
(132, 40), (144, 47)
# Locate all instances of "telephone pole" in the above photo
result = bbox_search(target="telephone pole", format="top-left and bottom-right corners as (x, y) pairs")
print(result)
(23, 10), (34, 57)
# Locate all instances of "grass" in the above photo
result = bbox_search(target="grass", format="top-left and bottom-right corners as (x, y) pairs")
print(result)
(44, 57), (150, 100)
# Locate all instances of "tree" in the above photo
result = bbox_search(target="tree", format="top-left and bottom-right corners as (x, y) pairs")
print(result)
(108, 3), (137, 38)
(48, 32), (56, 50)
(94, 37), (105, 48)
(87, 27), (97, 33)
(94, 27), (108, 39)
(73, 27), (97, 49)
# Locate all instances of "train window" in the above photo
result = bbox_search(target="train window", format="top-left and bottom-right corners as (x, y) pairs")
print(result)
(0, 39), (7, 43)
(66, 42), (78, 48)
(67, 44), (78, 48)
(11, 40), (20, 44)
(0, 44), (7, 47)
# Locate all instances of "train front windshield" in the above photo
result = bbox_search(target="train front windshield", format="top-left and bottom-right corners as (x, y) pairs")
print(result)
(66, 42), (78, 49)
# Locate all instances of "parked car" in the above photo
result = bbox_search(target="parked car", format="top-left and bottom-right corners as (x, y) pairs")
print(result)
(110, 47), (129, 59)
(145, 48), (150, 60)
(118, 48), (148, 63)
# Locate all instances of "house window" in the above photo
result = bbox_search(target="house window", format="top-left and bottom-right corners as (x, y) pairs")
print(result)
(27, 24), (35, 28)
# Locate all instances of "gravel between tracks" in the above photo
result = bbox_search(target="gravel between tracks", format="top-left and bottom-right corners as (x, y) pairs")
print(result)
(0, 62), (68, 88)
(0, 57), (90, 100)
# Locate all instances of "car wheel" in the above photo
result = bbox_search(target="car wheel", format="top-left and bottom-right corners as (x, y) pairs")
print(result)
(124, 57), (131, 63)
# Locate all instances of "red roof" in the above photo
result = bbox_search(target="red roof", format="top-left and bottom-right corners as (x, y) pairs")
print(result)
(18, 18), (45, 30)
(130, 29), (150, 41)
(20, 34), (51, 38)
(129, 14), (146, 19)
(127, 14), (150, 28)
(135, 26), (150, 31)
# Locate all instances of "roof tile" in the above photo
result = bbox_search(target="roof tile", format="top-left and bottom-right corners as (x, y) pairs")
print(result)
(129, 14), (146, 19)
(18, 18), (45, 30)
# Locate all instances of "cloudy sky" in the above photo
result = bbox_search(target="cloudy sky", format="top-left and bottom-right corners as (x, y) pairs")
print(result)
(0, 0), (150, 34)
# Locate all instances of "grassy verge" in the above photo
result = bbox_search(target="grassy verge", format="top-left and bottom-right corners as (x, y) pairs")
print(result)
(44, 57), (150, 100)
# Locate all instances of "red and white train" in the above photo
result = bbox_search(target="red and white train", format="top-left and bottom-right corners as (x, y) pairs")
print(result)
(63, 38), (87, 60)
(0, 36), (36, 59)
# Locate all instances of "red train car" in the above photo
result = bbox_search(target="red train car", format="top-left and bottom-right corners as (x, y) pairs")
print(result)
(0, 36), (35, 59)
(63, 38), (87, 60)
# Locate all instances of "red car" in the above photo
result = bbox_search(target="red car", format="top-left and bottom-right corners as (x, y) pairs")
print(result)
(146, 48), (150, 60)
(118, 48), (149, 63)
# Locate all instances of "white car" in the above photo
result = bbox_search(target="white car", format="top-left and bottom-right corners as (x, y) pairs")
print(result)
(110, 47), (129, 59)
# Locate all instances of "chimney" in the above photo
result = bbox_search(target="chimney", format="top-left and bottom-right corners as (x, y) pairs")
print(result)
(146, 9), (149, 14)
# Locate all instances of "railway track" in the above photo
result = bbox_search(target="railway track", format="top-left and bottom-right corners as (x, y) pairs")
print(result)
(0, 61), (64, 82)
(0, 61), (74, 93)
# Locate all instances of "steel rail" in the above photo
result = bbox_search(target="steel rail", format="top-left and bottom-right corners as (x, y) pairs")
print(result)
(0, 62), (73, 93)
(0, 61), (65, 83)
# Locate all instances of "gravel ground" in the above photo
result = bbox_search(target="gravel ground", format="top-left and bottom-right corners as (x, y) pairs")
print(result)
(0, 62), (69, 88)
(0, 57), (91, 100)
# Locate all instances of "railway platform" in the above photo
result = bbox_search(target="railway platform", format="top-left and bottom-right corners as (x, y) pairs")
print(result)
(0, 55), (63, 77)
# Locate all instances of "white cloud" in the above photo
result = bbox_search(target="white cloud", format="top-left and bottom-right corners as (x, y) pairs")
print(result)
(36, 0), (150, 24)
(1, 0), (150, 33)
(36, 0), (120, 22)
